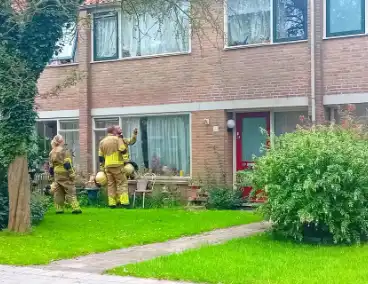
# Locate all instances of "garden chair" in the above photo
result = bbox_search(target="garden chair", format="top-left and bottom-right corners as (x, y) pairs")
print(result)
(132, 173), (156, 208)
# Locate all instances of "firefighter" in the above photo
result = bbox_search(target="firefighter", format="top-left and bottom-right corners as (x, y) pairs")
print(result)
(99, 126), (128, 208)
(49, 135), (82, 214)
(115, 126), (138, 165)
(115, 126), (138, 202)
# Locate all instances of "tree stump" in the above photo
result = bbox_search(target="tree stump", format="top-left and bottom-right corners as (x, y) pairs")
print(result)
(8, 156), (31, 233)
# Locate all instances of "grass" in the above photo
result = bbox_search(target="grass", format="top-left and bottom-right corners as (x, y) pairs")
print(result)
(0, 208), (261, 265)
(109, 234), (368, 284)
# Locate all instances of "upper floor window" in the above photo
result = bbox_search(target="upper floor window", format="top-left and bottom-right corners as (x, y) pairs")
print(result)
(49, 23), (77, 66)
(93, 2), (190, 62)
(226, 0), (307, 47)
(94, 12), (119, 61)
(326, 0), (365, 37)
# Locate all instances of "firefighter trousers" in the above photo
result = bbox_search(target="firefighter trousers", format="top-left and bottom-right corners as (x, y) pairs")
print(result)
(105, 166), (129, 206)
(52, 173), (81, 213)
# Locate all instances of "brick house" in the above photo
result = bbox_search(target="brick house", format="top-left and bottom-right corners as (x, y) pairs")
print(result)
(35, 0), (368, 189)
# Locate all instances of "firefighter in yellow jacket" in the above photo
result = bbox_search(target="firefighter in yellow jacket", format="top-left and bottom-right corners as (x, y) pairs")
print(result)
(115, 126), (138, 165)
(49, 135), (82, 214)
(115, 126), (138, 205)
(99, 126), (128, 208)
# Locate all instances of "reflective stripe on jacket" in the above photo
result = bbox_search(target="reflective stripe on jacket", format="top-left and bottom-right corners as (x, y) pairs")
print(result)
(99, 134), (127, 168)
(49, 146), (74, 174)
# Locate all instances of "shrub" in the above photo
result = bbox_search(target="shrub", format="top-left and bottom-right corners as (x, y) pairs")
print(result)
(30, 192), (51, 225)
(206, 187), (243, 210)
(248, 114), (368, 244)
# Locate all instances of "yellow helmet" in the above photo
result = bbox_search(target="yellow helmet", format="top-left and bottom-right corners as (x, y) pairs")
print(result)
(124, 163), (135, 175)
(95, 171), (107, 186)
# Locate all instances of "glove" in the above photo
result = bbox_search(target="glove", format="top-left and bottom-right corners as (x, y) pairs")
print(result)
(50, 183), (56, 195)
(69, 172), (76, 181)
(133, 128), (138, 135)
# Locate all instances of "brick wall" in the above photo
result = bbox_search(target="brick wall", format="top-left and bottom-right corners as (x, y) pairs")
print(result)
(89, 42), (310, 110)
(36, 65), (80, 111)
(323, 36), (368, 95)
(35, 1), (368, 181)
(191, 110), (233, 184)
(37, 1), (311, 112)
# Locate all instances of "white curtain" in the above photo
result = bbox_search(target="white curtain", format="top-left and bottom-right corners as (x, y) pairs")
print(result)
(121, 117), (144, 168)
(95, 15), (117, 58)
(121, 3), (189, 57)
(59, 131), (80, 169)
(147, 116), (190, 175)
(228, 0), (270, 45)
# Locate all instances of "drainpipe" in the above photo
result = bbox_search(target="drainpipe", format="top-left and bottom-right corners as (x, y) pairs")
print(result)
(310, 0), (316, 124)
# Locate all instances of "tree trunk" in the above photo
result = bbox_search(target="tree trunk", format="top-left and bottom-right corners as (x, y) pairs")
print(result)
(7, 155), (31, 233)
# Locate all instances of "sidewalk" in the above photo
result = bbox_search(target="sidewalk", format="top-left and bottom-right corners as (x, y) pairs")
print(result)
(43, 222), (270, 274)
(0, 265), (193, 284)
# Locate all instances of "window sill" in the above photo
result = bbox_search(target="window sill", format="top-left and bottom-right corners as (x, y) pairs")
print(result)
(91, 51), (191, 64)
(224, 39), (308, 51)
(323, 33), (367, 41)
(46, 63), (79, 69)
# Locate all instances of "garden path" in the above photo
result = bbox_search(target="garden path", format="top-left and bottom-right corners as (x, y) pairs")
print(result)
(0, 265), (193, 284)
(40, 222), (269, 274)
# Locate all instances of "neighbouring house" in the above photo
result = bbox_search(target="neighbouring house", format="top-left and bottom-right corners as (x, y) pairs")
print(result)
(35, 0), (368, 193)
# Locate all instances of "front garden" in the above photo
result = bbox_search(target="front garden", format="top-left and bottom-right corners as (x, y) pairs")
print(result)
(0, 208), (261, 265)
(109, 233), (368, 284)
(109, 108), (368, 283)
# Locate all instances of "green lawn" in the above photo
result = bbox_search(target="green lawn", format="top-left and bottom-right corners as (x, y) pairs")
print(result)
(0, 208), (261, 265)
(109, 234), (368, 284)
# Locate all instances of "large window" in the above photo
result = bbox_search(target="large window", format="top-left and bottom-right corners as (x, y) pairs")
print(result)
(49, 23), (77, 66)
(93, 2), (190, 61)
(326, 0), (365, 37)
(94, 118), (119, 170)
(59, 120), (80, 169)
(35, 119), (80, 170)
(226, 0), (307, 47)
(94, 115), (190, 176)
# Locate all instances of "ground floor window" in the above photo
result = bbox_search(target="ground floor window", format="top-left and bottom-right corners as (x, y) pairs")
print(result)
(94, 115), (190, 176)
(94, 118), (119, 171)
(36, 119), (80, 170)
(328, 103), (368, 125)
(274, 110), (308, 136)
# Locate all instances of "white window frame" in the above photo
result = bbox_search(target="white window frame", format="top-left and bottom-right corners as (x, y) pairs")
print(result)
(49, 23), (78, 66)
(323, 0), (368, 39)
(90, 4), (192, 63)
(223, 0), (308, 49)
(92, 113), (192, 178)
(36, 118), (80, 163)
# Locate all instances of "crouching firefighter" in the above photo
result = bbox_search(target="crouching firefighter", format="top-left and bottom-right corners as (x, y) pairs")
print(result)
(49, 135), (82, 214)
(99, 126), (129, 208)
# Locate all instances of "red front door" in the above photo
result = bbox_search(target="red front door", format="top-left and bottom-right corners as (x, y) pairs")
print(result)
(236, 112), (270, 202)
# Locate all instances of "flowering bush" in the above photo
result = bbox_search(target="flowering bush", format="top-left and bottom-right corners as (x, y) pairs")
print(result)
(248, 107), (368, 244)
